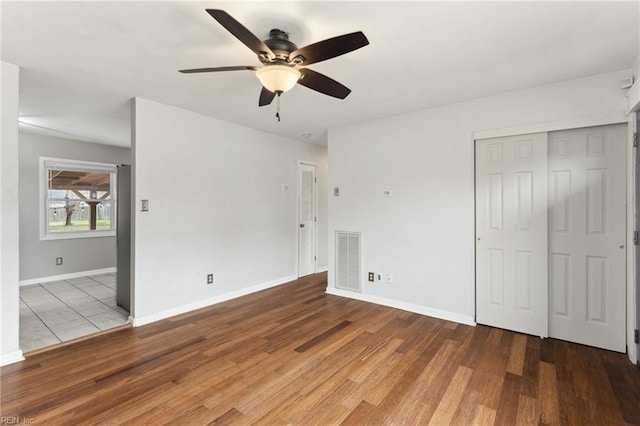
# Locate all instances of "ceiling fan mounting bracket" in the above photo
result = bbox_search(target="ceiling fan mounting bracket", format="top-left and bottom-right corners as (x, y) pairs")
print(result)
(264, 29), (298, 62)
(268, 29), (290, 40)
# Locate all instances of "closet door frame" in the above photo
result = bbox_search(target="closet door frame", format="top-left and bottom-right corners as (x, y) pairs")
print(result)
(473, 115), (633, 360)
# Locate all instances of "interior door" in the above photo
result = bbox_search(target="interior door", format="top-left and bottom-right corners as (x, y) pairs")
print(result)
(298, 163), (316, 277)
(548, 124), (626, 352)
(476, 133), (548, 337)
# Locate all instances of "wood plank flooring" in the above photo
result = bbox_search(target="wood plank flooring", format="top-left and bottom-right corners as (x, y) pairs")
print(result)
(2, 272), (640, 425)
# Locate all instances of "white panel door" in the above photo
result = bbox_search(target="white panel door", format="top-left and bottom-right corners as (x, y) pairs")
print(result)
(548, 124), (626, 352)
(476, 133), (548, 337)
(298, 163), (316, 277)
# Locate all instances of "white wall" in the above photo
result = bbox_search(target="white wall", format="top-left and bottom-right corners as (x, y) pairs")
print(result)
(1, 62), (22, 365)
(327, 70), (632, 329)
(132, 98), (327, 324)
(18, 132), (131, 283)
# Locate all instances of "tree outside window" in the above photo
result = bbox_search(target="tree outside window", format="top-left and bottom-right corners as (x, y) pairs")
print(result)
(42, 159), (117, 239)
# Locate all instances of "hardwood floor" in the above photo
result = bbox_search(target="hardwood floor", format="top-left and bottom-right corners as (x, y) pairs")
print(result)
(2, 272), (640, 425)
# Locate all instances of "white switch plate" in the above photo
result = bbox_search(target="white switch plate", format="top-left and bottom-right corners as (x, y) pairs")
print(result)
(141, 199), (149, 212)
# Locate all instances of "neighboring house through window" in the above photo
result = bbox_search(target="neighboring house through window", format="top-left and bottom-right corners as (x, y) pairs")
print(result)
(41, 158), (117, 240)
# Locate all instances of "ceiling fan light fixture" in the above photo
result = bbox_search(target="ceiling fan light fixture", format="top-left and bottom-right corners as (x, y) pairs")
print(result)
(256, 65), (301, 94)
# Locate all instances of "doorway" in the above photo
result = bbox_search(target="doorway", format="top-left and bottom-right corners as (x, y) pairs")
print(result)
(19, 159), (131, 353)
(475, 124), (627, 352)
(298, 162), (317, 278)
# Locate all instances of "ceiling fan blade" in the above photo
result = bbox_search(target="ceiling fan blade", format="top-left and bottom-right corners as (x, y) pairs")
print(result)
(298, 68), (351, 99)
(259, 87), (276, 106)
(288, 31), (369, 66)
(179, 66), (257, 74)
(206, 9), (275, 60)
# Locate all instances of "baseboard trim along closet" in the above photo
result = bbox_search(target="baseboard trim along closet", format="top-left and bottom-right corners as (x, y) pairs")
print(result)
(19, 267), (118, 286)
(326, 287), (476, 326)
(0, 350), (25, 366)
(131, 275), (298, 327)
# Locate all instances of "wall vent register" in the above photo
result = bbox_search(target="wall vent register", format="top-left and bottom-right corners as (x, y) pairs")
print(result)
(336, 231), (362, 293)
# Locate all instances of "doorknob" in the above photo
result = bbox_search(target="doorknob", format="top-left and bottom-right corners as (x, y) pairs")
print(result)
(300, 224), (305, 228)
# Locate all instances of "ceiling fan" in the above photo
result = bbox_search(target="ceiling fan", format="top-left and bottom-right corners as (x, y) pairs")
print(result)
(180, 9), (369, 118)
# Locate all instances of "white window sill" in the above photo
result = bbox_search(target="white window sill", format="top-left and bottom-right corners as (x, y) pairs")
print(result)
(40, 230), (116, 241)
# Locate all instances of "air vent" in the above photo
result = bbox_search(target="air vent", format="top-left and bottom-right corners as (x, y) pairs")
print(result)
(336, 231), (361, 292)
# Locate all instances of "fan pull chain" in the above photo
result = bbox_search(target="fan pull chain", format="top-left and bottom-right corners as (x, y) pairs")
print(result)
(276, 93), (281, 122)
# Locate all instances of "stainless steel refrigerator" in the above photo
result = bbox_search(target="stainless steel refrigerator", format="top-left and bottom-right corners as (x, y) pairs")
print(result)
(116, 164), (131, 312)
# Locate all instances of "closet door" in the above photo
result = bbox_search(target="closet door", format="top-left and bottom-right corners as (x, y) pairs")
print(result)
(476, 133), (548, 337)
(548, 124), (626, 352)
(298, 162), (317, 278)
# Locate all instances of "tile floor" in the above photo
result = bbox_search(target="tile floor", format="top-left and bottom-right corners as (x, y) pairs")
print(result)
(20, 273), (129, 352)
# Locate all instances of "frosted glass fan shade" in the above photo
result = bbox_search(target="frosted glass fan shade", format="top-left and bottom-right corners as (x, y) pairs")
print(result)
(256, 65), (301, 93)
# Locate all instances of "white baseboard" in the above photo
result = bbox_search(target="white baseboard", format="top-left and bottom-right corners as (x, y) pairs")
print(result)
(20, 267), (117, 286)
(325, 287), (476, 326)
(1, 350), (25, 366)
(317, 266), (328, 273)
(132, 275), (297, 327)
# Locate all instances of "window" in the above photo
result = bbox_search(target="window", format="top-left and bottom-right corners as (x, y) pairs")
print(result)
(41, 158), (117, 240)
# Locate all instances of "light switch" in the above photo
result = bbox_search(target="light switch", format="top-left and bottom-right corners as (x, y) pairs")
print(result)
(334, 187), (340, 197)
(141, 199), (149, 212)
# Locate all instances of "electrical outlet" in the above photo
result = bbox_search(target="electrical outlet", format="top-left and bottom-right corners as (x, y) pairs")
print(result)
(368, 272), (374, 282)
(56, 257), (63, 266)
(207, 273), (214, 284)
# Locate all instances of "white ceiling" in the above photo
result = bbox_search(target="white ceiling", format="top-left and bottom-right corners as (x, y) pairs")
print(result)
(2, 1), (638, 147)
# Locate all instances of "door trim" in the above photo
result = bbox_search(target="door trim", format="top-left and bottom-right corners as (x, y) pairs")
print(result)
(472, 114), (628, 141)
(634, 111), (640, 365)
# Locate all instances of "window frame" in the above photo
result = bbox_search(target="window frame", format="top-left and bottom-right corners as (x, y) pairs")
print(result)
(40, 157), (118, 241)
